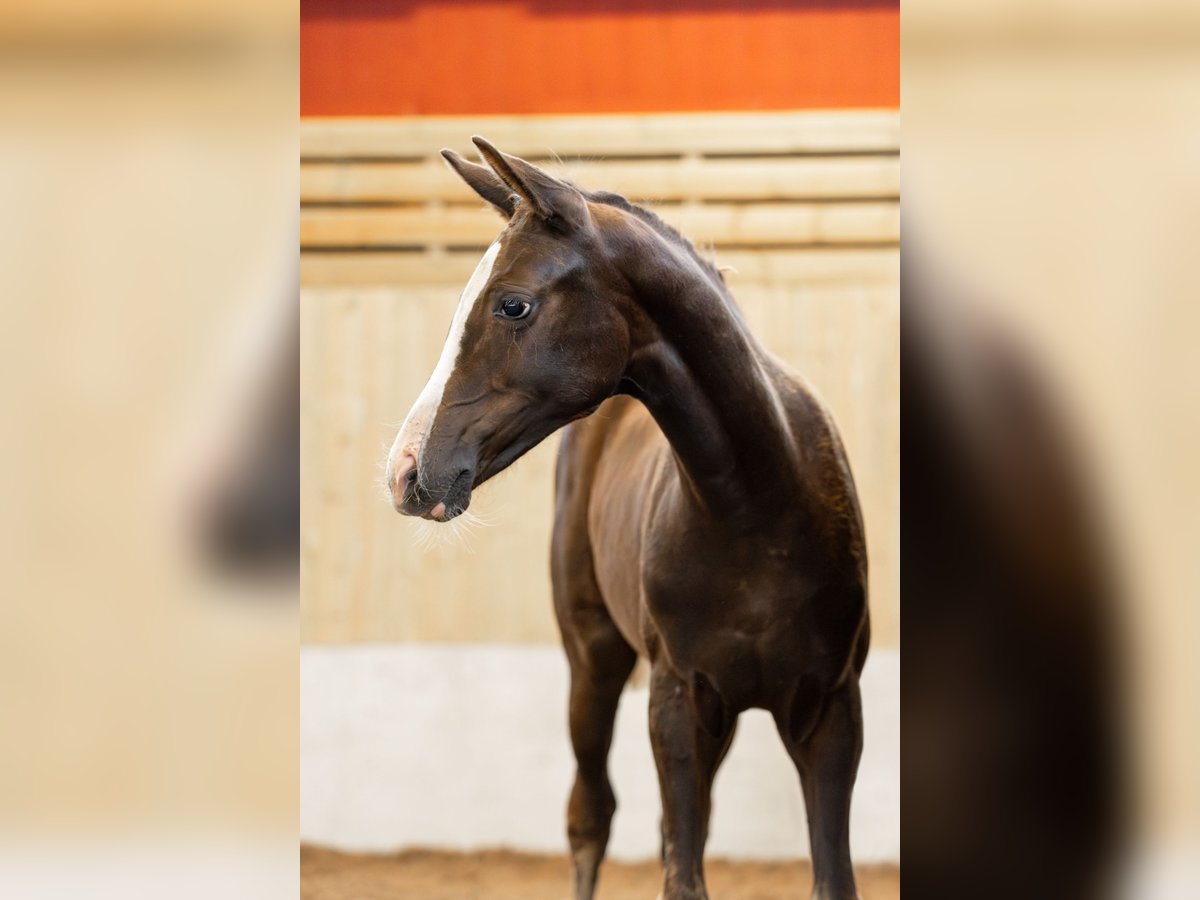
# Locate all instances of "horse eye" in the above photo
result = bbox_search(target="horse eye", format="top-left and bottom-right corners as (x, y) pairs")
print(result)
(497, 296), (532, 320)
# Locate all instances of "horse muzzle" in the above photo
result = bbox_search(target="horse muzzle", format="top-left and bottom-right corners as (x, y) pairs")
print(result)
(387, 451), (475, 521)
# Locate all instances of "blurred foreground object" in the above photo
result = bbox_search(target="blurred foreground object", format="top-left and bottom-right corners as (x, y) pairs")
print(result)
(0, 1), (297, 898)
(905, 0), (1200, 896)
(195, 300), (299, 580)
(903, 259), (1124, 898)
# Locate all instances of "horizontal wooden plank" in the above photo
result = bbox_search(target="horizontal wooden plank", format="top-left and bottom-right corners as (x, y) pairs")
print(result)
(301, 202), (900, 249)
(302, 155), (900, 204)
(300, 111), (900, 159)
(300, 248), (900, 287)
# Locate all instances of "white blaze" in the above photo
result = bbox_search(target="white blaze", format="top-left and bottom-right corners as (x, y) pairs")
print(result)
(386, 240), (502, 480)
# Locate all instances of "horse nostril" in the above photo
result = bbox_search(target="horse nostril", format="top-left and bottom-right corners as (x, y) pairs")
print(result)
(390, 453), (418, 507)
(403, 467), (419, 502)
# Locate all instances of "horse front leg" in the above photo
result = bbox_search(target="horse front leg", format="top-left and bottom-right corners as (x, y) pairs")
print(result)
(648, 662), (735, 900)
(778, 678), (864, 900)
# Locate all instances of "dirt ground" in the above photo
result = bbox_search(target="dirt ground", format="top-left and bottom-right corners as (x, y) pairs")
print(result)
(301, 846), (900, 900)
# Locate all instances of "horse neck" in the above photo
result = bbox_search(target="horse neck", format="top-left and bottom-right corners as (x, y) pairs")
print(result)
(613, 223), (802, 525)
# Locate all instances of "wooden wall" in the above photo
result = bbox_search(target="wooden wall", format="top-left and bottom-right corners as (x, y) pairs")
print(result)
(301, 111), (899, 648)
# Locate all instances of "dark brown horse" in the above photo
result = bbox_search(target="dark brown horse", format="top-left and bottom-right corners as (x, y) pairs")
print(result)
(386, 139), (869, 900)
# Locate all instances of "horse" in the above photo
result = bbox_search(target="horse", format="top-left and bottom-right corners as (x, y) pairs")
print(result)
(385, 138), (869, 900)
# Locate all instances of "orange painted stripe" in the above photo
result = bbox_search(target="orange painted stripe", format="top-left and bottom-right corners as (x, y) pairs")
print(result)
(301, 1), (899, 116)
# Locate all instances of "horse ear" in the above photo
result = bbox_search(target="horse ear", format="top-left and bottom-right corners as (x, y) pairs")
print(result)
(441, 149), (516, 219)
(471, 136), (588, 231)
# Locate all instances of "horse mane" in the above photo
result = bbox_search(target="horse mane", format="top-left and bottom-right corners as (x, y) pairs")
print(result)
(581, 188), (730, 294)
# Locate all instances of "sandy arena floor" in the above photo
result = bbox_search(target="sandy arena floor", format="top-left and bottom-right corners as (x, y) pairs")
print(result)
(301, 846), (900, 900)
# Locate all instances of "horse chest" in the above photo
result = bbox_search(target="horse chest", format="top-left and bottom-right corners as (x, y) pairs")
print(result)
(639, 543), (822, 707)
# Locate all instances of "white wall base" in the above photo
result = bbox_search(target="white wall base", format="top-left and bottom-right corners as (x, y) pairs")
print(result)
(301, 644), (899, 862)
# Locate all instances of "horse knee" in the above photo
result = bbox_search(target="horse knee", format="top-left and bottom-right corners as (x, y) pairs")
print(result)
(568, 774), (616, 846)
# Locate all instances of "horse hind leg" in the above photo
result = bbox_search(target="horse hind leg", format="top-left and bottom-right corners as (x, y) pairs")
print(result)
(563, 623), (636, 900)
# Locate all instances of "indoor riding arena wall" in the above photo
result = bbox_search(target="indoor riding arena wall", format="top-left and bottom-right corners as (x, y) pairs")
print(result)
(300, 0), (899, 875)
